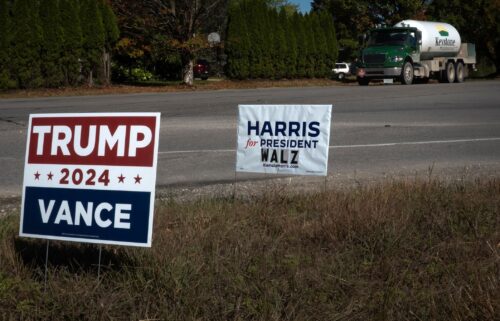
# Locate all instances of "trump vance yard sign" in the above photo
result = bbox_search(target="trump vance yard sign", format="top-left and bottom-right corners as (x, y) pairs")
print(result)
(20, 113), (160, 247)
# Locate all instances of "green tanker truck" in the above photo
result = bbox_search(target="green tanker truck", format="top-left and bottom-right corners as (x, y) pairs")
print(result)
(356, 20), (476, 85)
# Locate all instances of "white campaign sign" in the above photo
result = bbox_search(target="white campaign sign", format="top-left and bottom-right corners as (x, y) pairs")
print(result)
(236, 105), (332, 176)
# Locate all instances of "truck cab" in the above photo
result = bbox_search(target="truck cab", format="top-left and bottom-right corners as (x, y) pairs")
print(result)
(356, 26), (421, 85)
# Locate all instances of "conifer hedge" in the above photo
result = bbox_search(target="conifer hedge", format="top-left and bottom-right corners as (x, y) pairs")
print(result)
(0, 0), (118, 89)
(225, 0), (338, 80)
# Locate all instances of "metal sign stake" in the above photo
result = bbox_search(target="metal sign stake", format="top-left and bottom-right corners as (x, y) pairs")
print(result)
(97, 245), (103, 281)
(44, 240), (49, 292)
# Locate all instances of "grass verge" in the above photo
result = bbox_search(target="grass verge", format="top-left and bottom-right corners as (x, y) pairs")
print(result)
(0, 179), (499, 320)
(0, 79), (344, 99)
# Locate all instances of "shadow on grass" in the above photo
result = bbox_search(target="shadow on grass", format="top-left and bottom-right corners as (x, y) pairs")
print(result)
(13, 237), (137, 275)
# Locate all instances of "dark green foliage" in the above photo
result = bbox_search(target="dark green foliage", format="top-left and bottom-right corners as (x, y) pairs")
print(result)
(270, 9), (286, 79)
(226, 4), (250, 79)
(280, 8), (297, 78)
(80, 0), (105, 85)
(226, 0), (338, 79)
(100, 0), (119, 49)
(0, 0), (13, 89)
(60, 0), (83, 85)
(293, 13), (308, 78)
(11, 0), (43, 88)
(311, 13), (327, 77)
(2, 0), (118, 89)
(259, 6), (274, 78)
(40, 0), (64, 87)
(303, 14), (316, 78)
(320, 11), (338, 71)
(247, 0), (274, 78)
(246, 1), (264, 78)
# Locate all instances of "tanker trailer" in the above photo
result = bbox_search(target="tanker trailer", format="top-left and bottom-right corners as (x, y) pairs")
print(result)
(356, 20), (476, 85)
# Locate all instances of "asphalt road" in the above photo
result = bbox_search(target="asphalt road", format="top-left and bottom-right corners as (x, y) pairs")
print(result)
(0, 80), (499, 195)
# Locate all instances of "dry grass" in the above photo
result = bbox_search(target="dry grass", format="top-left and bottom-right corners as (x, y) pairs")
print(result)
(0, 79), (346, 99)
(0, 178), (499, 320)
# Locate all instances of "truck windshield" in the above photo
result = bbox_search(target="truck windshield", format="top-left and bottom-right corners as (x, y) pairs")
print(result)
(367, 30), (409, 46)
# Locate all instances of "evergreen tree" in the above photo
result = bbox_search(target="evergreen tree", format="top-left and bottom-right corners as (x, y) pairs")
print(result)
(247, 0), (264, 78)
(293, 13), (307, 77)
(226, 3), (250, 79)
(261, 5), (274, 78)
(60, 0), (83, 85)
(101, 0), (119, 46)
(11, 0), (43, 88)
(40, 0), (64, 87)
(280, 8), (297, 78)
(320, 11), (338, 71)
(311, 13), (327, 77)
(271, 8), (286, 79)
(99, 0), (119, 85)
(240, 0), (281, 79)
(0, 0), (13, 89)
(81, 0), (105, 86)
(303, 14), (316, 78)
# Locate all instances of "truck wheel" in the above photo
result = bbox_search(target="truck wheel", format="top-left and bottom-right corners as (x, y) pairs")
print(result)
(357, 77), (369, 86)
(444, 62), (455, 83)
(455, 62), (465, 83)
(401, 61), (414, 85)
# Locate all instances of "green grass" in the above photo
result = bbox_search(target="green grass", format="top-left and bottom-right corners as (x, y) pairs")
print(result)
(0, 179), (498, 320)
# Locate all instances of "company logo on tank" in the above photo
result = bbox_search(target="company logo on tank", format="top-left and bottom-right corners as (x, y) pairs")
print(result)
(435, 25), (455, 47)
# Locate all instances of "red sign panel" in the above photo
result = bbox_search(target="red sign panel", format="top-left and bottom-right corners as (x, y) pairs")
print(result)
(28, 116), (157, 166)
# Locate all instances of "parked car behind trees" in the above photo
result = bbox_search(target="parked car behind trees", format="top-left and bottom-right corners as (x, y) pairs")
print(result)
(332, 62), (350, 80)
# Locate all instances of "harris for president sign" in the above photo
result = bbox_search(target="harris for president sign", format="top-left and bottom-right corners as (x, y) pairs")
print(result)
(236, 105), (332, 176)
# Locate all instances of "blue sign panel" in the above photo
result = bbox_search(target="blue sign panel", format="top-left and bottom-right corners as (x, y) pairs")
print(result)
(22, 187), (151, 244)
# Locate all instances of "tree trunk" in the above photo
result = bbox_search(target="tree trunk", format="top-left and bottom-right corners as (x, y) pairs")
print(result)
(88, 69), (94, 87)
(182, 59), (194, 86)
(102, 50), (111, 86)
(64, 68), (69, 87)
